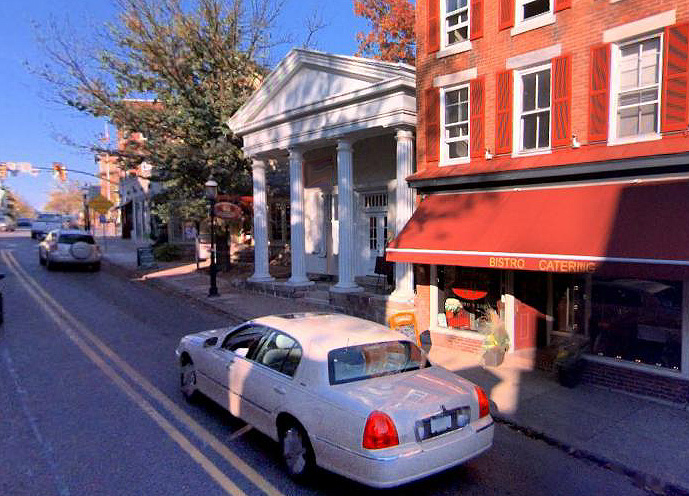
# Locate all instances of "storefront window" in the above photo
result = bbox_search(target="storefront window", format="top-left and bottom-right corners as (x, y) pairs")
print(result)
(437, 266), (504, 332)
(589, 278), (682, 371)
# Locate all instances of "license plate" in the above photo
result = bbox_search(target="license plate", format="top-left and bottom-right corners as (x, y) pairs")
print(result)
(430, 414), (452, 434)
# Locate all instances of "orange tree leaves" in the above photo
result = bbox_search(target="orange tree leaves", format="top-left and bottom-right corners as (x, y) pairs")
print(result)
(353, 0), (415, 65)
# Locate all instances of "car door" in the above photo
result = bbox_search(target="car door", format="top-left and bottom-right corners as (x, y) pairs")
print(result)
(230, 330), (303, 437)
(199, 325), (268, 411)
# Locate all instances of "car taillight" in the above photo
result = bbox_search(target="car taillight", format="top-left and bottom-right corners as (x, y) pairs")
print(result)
(362, 411), (399, 450)
(475, 386), (490, 418)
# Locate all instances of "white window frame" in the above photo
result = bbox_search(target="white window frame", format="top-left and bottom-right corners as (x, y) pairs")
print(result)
(608, 31), (664, 146)
(512, 0), (555, 36)
(440, 83), (471, 166)
(441, 0), (470, 50)
(513, 63), (552, 156)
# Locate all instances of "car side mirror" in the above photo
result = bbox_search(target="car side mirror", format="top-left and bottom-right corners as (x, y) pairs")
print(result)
(203, 337), (218, 348)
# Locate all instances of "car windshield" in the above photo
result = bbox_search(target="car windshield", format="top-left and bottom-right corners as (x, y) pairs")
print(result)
(58, 234), (95, 245)
(38, 214), (61, 221)
(328, 340), (427, 385)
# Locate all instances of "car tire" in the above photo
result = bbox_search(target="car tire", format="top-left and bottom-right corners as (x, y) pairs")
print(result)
(45, 257), (54, 271)
(39, 253), (46, 266)
(180, 360), (198, 402)
(280, 422), (316, 482)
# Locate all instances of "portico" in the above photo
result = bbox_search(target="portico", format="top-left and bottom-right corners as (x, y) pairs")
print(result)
(229, 49), (417, 301)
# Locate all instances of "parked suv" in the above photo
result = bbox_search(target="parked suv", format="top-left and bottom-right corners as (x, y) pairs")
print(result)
(38, 229), (101, 271)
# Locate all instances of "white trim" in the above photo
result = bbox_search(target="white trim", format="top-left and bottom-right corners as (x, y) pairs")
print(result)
(436, 41), (472, 60)
(441, 0), (471, 51)
(607, 133), (662, 146)
(430, 265), (439, 329)
(603, 10), (676, 43)
(511, 12), (555, 37)
(513, 63), (552, 155)
(682, 279), (689, 377)
(440, 83), (471, 166)
(433, 67), (477, 88)
(506, 44), (562, 70)
(583, 354), (686, 380)
(385, 248), (689, 268)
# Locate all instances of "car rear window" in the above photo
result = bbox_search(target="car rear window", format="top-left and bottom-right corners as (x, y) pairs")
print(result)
(58, 234), (95, 245)
(328, 341), (426, 385)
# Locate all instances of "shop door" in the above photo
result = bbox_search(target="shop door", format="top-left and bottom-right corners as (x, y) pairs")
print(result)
(362, 213), (388, 275)
(514, 271), (548, 350)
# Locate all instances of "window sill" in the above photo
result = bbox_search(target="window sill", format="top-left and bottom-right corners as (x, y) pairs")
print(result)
(510, 13), (556, 36)
(430, 325), (485, 341)
(440, 157), (471, 167)
(436, 41), (472, 59)
(607, 133), (662, 147)
(512, 148), (551, 158)
(583, 354), (687, 380)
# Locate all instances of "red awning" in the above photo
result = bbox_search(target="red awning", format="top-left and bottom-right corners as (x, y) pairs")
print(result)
(386, 179), (689, 279)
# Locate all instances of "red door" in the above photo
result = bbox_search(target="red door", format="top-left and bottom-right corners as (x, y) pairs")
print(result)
(515, 300), (542, 350)
(514, 272), (548, 350)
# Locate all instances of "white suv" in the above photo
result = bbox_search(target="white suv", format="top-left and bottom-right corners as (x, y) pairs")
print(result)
(39, 229), (101, 271)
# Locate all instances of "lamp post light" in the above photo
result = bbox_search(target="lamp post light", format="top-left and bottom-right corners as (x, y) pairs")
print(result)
(205, 175), (219, 297)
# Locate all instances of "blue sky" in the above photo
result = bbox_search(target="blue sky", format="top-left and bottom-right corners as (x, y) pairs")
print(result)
(0, 0), (367, 210)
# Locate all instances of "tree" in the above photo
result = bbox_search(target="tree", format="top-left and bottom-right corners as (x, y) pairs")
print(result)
(44, 182), (84, 217)
(353, 0), (415, 65)
(33, 0), (291, 224)
(6, 192), (36, 219)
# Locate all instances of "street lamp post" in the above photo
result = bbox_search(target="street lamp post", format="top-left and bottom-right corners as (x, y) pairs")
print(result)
(205, 176), (219, 297)
(82, 189), (91, 232)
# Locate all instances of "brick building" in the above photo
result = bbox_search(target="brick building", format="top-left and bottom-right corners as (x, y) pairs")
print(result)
(387, 1), (689, 401)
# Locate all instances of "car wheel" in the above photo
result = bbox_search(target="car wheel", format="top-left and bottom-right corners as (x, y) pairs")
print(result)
(39, 253), (46, 266)
(280, 422), (316, 482)
(180, 360), (198, 402)
(45, 257), (54, 271)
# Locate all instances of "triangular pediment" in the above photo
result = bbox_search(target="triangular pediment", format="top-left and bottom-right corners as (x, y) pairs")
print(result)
(229, 49), (414, 133)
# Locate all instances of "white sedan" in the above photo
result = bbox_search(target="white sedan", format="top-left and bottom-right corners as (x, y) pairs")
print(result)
(176, 313), (494, 488)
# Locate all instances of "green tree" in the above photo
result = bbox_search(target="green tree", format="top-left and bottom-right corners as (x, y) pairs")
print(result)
(34, 0), (291, 224)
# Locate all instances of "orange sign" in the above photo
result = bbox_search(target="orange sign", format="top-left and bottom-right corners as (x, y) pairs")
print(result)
(214, 202), (242, 220)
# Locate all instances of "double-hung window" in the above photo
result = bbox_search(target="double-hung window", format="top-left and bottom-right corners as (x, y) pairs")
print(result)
(518, 0), (551, 22)
(516, 65), (551, 152)
(441, 85), (470, 164)
(613, 35), (662, 140)
(443, 0), (469, 47)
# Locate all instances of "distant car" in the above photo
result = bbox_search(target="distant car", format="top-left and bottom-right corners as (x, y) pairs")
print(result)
(176, 313), (494, 488)
(16, 218), (32, 228)
(31, 213), (64, 239)
(38, 229), (101, 271)
(0, 217), (16, 232)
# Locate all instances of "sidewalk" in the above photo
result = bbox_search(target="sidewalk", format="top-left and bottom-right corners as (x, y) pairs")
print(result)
(101, 237), (689, 496)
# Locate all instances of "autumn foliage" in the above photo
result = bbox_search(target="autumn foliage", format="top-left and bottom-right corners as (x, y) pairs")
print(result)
(354, 0), (416, 65)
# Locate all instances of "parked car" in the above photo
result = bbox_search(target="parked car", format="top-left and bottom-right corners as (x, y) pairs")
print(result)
(16, 218), (32, 228)
(31, 213), (64, 240)
(0, 216), (16, 232)
(38, 229), (101, 271)
(176, 313), (494, 488)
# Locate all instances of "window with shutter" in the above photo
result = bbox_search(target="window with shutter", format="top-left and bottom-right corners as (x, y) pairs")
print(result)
(442, 0), (470, 48)
(441, 84), (470, 164)
(428, 0), (441, 54)
(495, 70), (513, 154)
(499, 0), (514, 31)
(662, 23), (689, 133)
(516, 65), (552, 152)
(470, 77), (485, 157)
(589, 44), (610, 143)
(425, 88), (441, 163)
(551, 55), (571, 148)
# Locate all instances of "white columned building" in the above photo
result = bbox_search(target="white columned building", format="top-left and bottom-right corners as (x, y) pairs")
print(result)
(248, 158), (274, 282)
(391, 128), (415, 301)
(228, 49), (416, 298)
(287, 148), (312, 286)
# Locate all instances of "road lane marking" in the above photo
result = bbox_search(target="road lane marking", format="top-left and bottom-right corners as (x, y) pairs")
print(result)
(1, 250), (284, 496)
(2, 348), (72, 496)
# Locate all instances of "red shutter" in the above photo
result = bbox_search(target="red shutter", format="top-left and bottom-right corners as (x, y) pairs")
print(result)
(555, 0), (571, 12)
(589, 44), (610, 143)
(470, 0), (483, 40)
(495, 70), (513, 155)
(427, 0), (440, 54)
(470, 77), (485, 158)
(499, 0), (514, 31)
(551, 54), (572, 148)
(425, 88), (441, 163)
(662, 23), (689, 133)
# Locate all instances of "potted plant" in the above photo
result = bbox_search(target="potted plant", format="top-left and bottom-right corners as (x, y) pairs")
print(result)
(554, 337), (589, 387)
(444, 298), (469, 328)
(480, 309), (509, 367)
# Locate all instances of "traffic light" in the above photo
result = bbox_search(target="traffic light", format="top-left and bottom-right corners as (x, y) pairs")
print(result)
(53, 162), (67, 182)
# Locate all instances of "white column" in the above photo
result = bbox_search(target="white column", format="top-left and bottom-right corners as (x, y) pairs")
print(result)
(333, 138), (362, 292)
(287, 148), (313, 286)
(248, 158), (274, 283)
(391, 128), (415, 302)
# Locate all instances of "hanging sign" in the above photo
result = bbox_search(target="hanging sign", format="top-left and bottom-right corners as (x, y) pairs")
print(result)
(214, 202), (242, 220)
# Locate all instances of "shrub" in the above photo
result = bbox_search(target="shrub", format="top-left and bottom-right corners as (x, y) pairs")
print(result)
(153, 243), (182, 261)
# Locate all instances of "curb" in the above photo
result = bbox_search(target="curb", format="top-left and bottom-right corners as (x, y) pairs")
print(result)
(493, 414), (689, 496)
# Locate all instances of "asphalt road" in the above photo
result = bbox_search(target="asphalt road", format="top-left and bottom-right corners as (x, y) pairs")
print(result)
(0, 231), (649, 496)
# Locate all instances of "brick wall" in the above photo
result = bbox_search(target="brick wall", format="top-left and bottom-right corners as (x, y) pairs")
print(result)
(416, 0), (689, 174)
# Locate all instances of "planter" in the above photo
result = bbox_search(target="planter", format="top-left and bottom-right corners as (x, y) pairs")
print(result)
(445, 310), (470, 329)
(483, 347), (505, 367)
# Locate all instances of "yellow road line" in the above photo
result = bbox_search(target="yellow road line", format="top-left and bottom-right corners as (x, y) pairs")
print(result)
(2, 251), (285, 496)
